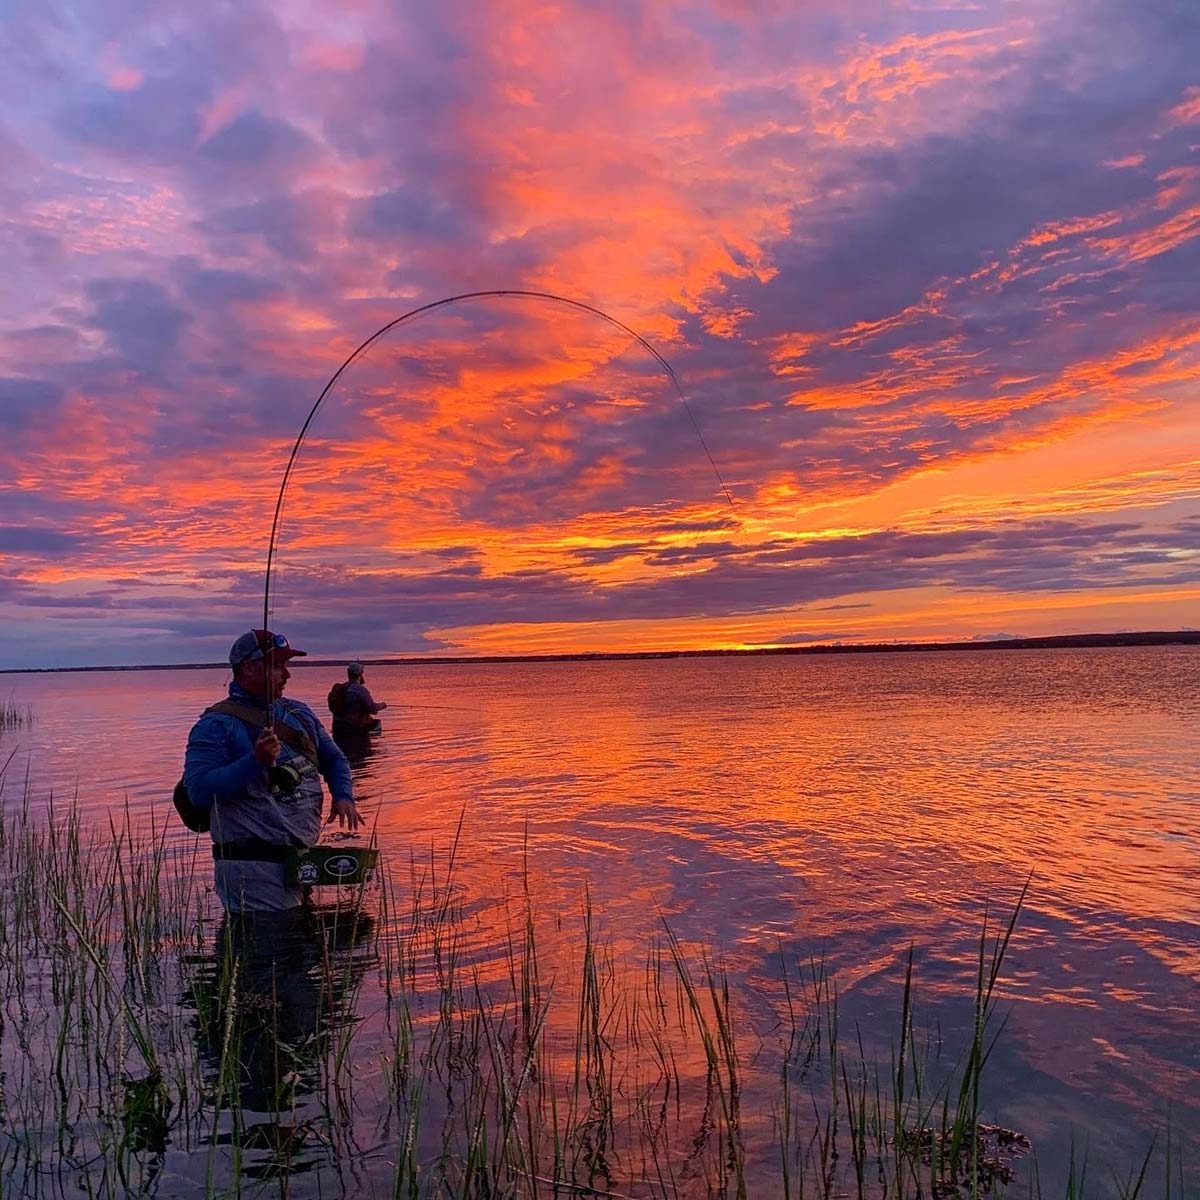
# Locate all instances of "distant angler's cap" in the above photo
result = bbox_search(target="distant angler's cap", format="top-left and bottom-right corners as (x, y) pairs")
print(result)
(347, 661), (364, 677)
(229, 629), (308, 666)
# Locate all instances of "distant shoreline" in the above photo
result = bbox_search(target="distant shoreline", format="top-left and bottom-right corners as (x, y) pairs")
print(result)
(2, 629), (1196, 674)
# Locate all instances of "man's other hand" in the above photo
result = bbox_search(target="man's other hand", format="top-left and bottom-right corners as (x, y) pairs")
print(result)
(253, 728), (281, 767)
(327, 798), (364, 830)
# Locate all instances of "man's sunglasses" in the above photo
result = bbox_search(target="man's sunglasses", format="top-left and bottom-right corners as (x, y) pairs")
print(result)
(246, 633), (291, 661)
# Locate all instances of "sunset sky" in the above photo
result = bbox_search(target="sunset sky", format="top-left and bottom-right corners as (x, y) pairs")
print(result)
(1, 0), (1198, 669)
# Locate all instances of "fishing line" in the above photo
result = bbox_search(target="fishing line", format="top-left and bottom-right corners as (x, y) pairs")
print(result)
(261, 290), (736, 715)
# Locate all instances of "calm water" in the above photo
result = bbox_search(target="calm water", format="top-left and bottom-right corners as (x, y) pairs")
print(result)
(2, 646), (1197, 1196)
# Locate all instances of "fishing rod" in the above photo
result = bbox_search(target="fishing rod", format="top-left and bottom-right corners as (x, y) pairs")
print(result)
(260, 289), (736, 717)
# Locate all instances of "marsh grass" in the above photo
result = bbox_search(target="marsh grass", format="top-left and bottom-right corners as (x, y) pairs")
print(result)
(0, 696), (34, 731)
(0, 778), (1186, 1199)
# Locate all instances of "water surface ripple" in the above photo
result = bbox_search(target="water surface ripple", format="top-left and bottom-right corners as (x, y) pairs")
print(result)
(2, 645), (1196, 1194)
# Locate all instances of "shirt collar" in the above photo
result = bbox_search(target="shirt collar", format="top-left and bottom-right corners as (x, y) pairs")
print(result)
(229, 681), (271, 708)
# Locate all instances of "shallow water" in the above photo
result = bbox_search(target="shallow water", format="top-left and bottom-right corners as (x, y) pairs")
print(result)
(2, 646), (1197, 1196)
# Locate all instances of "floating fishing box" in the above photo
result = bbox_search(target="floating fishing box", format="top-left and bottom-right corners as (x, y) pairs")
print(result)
(286, 846), (379, 887)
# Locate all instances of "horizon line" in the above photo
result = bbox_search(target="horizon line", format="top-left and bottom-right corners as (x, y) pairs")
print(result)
(1, 628), (1196, 675)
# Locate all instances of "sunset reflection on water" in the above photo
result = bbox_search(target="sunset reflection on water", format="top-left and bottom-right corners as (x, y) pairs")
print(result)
(3, 644), (1196, 1194)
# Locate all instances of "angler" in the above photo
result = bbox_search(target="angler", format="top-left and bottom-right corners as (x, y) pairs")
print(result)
(329, 661), (389, 738)
(180, 629), (364, 912)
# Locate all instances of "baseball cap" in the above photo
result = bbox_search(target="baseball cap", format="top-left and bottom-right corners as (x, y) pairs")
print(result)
(347, 661), (364, 676)
(229, 629), (308, 666)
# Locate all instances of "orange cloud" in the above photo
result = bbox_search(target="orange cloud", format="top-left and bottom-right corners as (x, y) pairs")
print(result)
(1162, 85), (1200, 129)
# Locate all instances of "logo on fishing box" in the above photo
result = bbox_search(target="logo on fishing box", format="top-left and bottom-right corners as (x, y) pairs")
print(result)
(296, 862), (320, 885)
(325, 855), (359, 878)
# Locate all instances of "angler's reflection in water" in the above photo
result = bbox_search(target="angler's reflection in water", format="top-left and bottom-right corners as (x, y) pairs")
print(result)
(185, 902), (375, 1177)
(332, 724), (379, 771)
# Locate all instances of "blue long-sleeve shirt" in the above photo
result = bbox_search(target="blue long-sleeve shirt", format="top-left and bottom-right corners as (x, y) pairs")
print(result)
(184, 681), (356, 912)
(184, 681), (353, 814)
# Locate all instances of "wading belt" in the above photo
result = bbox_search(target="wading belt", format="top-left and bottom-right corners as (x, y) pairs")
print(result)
(212, 838), (292, 864)
(205, 701), (318, 763)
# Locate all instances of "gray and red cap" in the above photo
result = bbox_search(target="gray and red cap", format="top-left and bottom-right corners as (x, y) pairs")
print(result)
(229, 629), (308, 666)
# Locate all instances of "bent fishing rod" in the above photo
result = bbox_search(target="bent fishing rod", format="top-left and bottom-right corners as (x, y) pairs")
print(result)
(258, 289), (736, 719)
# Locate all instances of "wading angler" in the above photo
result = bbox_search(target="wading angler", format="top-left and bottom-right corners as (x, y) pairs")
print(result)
(182, 629), (363, 912)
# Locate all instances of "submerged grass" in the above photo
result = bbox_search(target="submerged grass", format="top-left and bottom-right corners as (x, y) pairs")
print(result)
(0, 777), (1187, 1199)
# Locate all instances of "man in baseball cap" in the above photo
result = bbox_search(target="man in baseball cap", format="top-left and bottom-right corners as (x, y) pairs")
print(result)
(183, 627), (361, 912)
